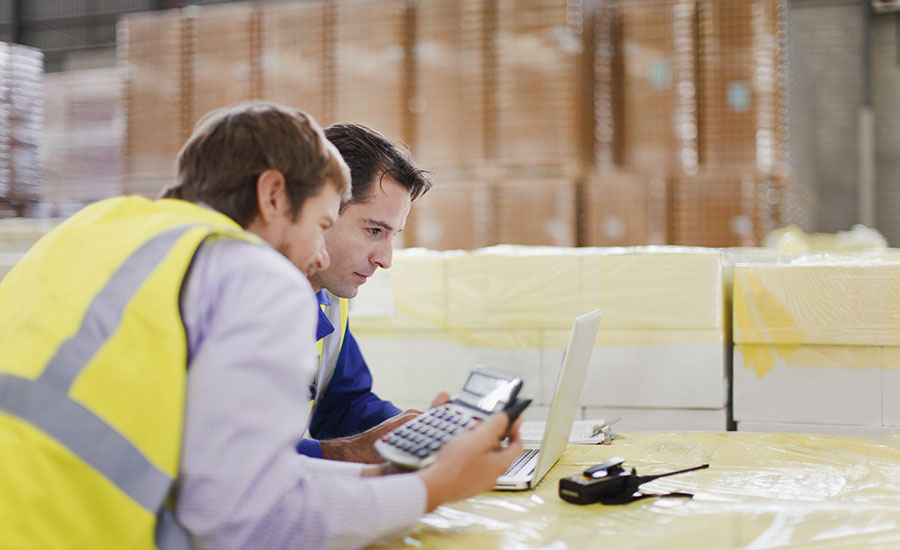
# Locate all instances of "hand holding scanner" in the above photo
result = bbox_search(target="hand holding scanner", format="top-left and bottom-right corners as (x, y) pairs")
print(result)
(375, 365), (530, 469)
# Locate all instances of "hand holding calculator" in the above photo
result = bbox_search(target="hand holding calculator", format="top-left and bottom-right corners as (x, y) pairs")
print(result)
(374, 366), (532, 469)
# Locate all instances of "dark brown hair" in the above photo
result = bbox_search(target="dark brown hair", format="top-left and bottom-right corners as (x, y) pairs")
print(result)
(323, 123), (431, 211)
(162, 102), (350, 227)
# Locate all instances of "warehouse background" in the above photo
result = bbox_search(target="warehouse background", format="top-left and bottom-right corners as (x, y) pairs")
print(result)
(0, 0), (896, 246)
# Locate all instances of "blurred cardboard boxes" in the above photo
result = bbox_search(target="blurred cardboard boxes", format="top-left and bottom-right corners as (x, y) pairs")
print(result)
(580, 171), (668, 247)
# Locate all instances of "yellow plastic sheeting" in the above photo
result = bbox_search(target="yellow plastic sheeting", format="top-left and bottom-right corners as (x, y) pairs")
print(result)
(737, 342), (900, 378)
(354, 245), (725, 336)
(369, 433), (900, 549)
(734, 261), (900, 347)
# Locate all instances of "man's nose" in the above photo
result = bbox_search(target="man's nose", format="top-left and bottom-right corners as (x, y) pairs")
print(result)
(371, 238), (393, 269)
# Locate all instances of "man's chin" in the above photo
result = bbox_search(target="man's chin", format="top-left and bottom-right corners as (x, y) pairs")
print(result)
(321, 281), (359, 299)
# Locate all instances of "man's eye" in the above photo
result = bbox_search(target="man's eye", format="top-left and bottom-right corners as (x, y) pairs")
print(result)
(368, 228), (381, 236)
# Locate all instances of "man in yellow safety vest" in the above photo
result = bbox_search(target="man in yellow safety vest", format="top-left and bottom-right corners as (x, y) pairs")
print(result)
(0, 102), (522, 549)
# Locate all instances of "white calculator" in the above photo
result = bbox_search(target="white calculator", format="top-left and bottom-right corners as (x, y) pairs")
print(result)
(375, 366), (529, 469)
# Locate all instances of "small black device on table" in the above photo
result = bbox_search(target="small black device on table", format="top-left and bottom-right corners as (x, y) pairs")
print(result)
(374, 365), (531, 470)
(559, 457), (709, 505)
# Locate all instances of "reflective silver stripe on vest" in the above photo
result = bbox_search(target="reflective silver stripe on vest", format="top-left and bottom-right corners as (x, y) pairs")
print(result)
(0, 223), (197, 548)
(0, 373), (172, 512)
(39, 225), (194, 391)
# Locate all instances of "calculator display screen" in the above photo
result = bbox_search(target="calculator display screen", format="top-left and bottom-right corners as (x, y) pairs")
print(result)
(463, 372), (518, 411)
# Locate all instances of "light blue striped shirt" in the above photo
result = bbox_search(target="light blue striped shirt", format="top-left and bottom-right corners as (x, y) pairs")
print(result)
(176, 237), (425, 549)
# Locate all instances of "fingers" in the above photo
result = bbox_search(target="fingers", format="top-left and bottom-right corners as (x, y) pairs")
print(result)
(461, 413), (514, 453)
(429, 392), (451, 408)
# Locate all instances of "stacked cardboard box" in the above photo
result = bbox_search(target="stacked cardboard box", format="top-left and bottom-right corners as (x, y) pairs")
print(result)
(608, 0), (698, 174)
(333, 0), (409, 144)
(119, 10), (185, 198)
(186, 3), (262, 130)
(580, 170), (668, 246)
(406, 180), (495, 250)
(43, 68), (122, 216)
(411, 0), (488, 174)
(352, 246), (731, 431)
(670, 169), (782, 248)
(494, 179), (577, 247)
(493, 0), (593, 172)
(697, 0), (787, 172)
(260, 1), (333, 124)
(733, 257), (900, 436)
(0, 44), (43, 214)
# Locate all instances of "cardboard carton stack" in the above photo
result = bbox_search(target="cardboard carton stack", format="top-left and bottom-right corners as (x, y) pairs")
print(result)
(613, 0), (697, 174)
(411, 0), (488, 175)
(580, 171), (668, 246)
(119, 10), (186, 198)
(186, 3), (262, 130)
(492, 0), (592, 172)
(0, 44), (43, 216)
(333, 0), (409, 145)
(494, 179), (577, 247)
(260, 1), (333, 125)
(406, 180), (495, 251)
(670, 169), (782, 247)
(733, 257), (900, 436)
(114, 0), (814, 248)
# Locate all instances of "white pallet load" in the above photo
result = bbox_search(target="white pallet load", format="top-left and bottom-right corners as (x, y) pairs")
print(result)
(733, 251), (900, 436)
(352, 245), (730, 431)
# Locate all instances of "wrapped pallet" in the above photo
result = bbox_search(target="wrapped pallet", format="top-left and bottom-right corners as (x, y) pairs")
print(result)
(351, 245), (730, 431)
(733, 255), (900, 435)
(43, 68), (122, 215)
(0, 43), (43, 215)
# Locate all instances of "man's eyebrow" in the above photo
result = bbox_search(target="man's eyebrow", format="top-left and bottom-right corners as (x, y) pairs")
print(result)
(363, 218), (395, 232)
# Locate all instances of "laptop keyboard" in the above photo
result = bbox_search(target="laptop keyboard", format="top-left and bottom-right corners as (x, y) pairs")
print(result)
(504, 448), (539, 476)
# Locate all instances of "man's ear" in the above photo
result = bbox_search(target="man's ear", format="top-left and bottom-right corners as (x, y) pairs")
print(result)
(255, 169), (288, 223)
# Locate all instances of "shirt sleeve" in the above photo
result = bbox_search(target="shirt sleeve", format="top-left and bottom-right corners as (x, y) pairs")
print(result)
(176, 238), (425, 550)
(308, 326), (404, 440)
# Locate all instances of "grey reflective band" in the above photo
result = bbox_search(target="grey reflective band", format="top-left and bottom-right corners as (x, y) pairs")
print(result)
(39, 224), (195, 391)
(0, 373), (173, 511)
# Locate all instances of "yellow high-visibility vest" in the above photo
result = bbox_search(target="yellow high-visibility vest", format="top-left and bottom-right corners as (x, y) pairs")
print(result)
(0, 196), (260, 549)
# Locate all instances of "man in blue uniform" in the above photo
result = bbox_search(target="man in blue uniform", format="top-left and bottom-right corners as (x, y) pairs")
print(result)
(297, 123), (438, 462)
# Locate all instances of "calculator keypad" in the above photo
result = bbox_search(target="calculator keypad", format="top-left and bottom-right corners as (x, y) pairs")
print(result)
(380, 405), (480, 460)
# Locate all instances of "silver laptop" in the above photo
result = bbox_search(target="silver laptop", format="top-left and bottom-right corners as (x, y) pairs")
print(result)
(495, 309), (602, 491)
